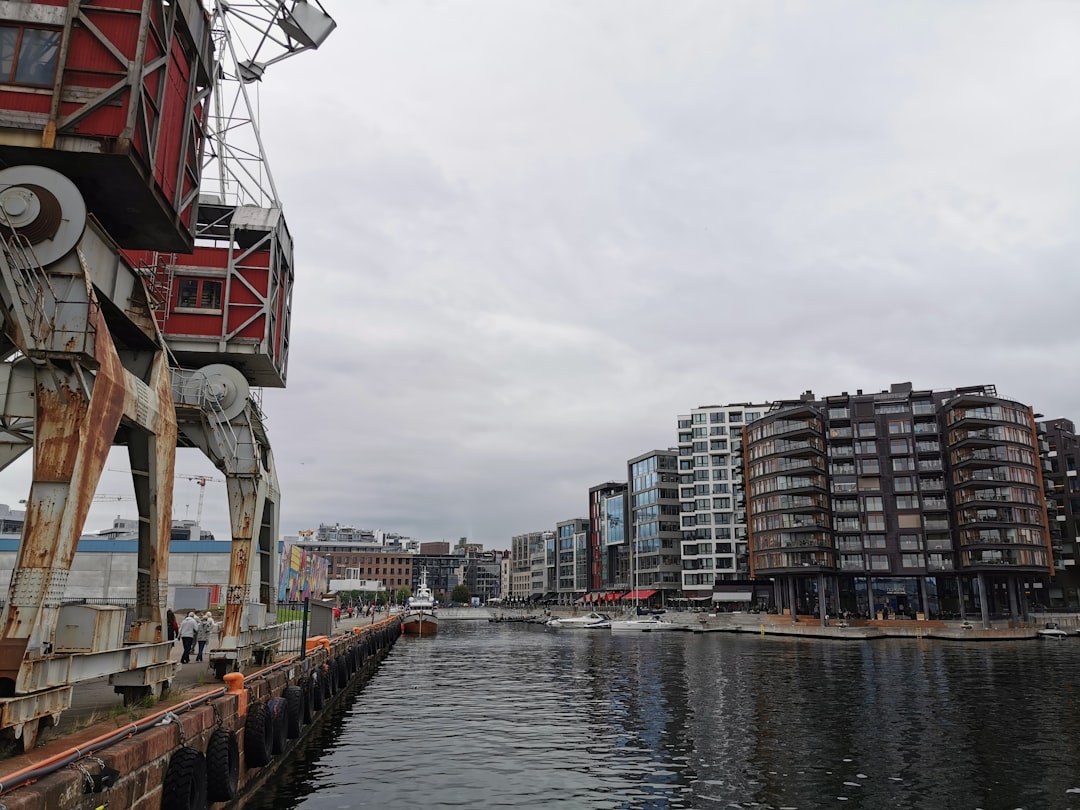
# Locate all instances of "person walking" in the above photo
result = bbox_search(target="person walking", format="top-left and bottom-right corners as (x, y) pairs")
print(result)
(179, 612), (198, 663)
(196, 612), (216, 662)
(166, 609), (178, 647)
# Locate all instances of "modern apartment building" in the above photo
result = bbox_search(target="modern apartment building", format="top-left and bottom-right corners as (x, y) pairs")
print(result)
(555, 517), (589, 603)
(677, 403), (769, 604)
(587, 482), (629, 593)
(744, 383), (1051, 626)
(627, 449), (682, 601)
(1040, 418), (1080, 606)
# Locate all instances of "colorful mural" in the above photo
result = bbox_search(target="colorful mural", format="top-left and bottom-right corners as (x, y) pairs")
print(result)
(277, 543), (327, 602)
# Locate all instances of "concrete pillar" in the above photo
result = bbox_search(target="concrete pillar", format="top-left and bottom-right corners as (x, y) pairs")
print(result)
(818, 572), (827, 626)
(788, 577), (798, 623)
(919, 577), (930, 619)
(978, 573), (990, 628)
(1007, 576), (1020, 622)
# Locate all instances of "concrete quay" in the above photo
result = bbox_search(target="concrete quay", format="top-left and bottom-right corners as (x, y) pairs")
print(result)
(486, 606), (1077, 642)
(0, 614), (401, 809)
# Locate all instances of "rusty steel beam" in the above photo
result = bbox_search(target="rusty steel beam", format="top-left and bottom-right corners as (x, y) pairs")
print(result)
(0, 302), (125, 693)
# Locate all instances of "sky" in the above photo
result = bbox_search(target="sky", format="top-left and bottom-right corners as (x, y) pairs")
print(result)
(7, 1), (1080, 550)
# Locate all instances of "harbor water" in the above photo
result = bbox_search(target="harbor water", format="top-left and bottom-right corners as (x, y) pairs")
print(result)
(246, 620), (1080, 809)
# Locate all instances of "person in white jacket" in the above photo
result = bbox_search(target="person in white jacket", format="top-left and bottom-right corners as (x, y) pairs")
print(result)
(196, 612), (217, 662)
(178, 612), (199, 663)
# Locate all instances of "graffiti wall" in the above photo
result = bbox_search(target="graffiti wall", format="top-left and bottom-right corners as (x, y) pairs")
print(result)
(278, 543), (328, 602)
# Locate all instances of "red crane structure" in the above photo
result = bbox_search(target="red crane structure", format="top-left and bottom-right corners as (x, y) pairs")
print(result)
(0, 0), (334, 748)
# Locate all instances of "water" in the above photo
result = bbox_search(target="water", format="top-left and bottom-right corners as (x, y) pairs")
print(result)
(246, 621), (1080, 809)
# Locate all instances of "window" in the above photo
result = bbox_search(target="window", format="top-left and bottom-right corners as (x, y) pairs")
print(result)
(863, 535), (886, 549)
(892, 457), (915, 472)
(864, 514), (886, 531)
(859, 458), (880, 474)
(0, 26), (61, 86)
(888, 419), (911, 435)
(869, 555), (890, 571)
(901, 554), (923, 568)
(894, 476), (914, 492)
(857, 477), (880, 491)
(858, 422), (877, 437)
(897, 514), (922, 529)
(177, 278), (223, 310)
(890, 439), (910, 454)
(729, 412), (743, 423)
(899, 534), (923, 550)
(862, 496), (883, 511)
(896, 495), (920, 509)
(856, 440), (877, 454)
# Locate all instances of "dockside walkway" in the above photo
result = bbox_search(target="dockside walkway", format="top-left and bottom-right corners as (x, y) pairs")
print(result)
(0, 612), (382, 774)
(477, 606), (1079, 642)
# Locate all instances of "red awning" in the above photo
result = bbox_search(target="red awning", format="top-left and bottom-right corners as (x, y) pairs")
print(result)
(622, 589), (658, 601)
(605, 592), (625, 602)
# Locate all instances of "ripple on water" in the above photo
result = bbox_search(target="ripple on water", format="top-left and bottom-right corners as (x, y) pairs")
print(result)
(244, 624), (1080, 810)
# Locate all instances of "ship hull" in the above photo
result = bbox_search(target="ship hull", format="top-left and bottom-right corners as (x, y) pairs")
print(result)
(401, 611), (439, 637)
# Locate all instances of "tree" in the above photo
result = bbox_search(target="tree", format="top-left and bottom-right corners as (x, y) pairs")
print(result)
(451, 584), (471, 604)
(396, 586), (412, 604)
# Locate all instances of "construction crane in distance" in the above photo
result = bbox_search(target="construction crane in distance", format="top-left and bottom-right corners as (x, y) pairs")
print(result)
(175, 473), (224, 541)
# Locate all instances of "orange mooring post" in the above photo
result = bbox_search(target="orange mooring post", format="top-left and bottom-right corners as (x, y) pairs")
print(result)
(305, 635), (329, 654)
(224, 672), (246, 717)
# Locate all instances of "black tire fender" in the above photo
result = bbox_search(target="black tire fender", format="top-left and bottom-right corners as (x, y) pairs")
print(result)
(205, 727), (239, 802)
(312, 671), (324, 711)
(244, 701), (273, 768)
(298, 677), (314, 724)
(267, 696), (288, 754)
(161, 746), (208, 810)
(283, 685), (303, 738)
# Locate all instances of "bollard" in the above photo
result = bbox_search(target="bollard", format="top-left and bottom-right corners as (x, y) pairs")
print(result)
(224, 672), (247, 717)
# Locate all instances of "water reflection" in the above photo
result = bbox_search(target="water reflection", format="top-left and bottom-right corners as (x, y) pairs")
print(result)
(247, 622), (1080, 809)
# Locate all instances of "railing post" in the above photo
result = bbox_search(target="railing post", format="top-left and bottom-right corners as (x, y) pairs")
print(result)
(299, 597), (309, 661)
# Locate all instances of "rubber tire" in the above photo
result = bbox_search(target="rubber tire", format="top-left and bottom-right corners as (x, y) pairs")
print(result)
(161, 746), (208, 810)
(297, 677), (314, 724)
(312, 672), (324, 711)
(337, 657), (348, 689)
(283, 685), (303, 738)
(324, 664), (334, 697)
(267, 696), (288, 755)
(206, 727), (239, 802)
(244, 701), (273, 768)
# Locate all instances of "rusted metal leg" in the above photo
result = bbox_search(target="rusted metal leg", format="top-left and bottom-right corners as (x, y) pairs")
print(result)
(0, 345), (126, 694)
(126, 352), (177, 643)
(221, 476), (264, 650)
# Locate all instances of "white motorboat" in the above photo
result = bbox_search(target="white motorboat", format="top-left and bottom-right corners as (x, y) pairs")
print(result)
(547, 612), (611, 629)
(609, 614), (677, 632)
(1038, 622), (1068, 639)
(401, 569), (438, 637)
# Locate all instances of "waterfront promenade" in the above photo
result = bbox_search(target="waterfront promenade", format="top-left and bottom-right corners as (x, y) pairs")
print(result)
(478, 605), (1077, 641)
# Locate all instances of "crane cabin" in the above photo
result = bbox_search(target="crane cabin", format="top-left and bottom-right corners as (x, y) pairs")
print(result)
(0, 0), (212, 251)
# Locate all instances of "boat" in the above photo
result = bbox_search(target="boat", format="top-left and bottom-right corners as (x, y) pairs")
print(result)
(1038, 622), (1068, 639)
(547, 612), (611, 629)
(609, 613), (677, 632)
(401, 569), (438, 637)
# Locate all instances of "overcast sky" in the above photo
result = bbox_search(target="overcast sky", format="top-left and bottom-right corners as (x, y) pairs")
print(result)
(9, 1), (1080, 550)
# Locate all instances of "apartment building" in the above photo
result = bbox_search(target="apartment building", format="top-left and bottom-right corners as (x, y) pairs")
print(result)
(1040, 418), (1080, 606)
(744, 382), (1051, 626)
(587, 482), (629, 593)
(555, 517), (589, 603)
(627, 449), (682, 601)
(677, 403), (769, 604)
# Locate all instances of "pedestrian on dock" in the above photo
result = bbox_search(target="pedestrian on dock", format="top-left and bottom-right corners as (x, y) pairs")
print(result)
(196, 612), (216, 662)
(166, 609), (178, 647)
(179, 611), (198, 663)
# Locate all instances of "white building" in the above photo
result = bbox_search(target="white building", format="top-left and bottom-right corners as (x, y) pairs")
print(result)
(676, 402), (769, 599)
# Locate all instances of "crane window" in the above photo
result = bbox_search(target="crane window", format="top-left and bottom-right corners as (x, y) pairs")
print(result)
(0, 26), (61, 86)
(177, 278), (223, 311)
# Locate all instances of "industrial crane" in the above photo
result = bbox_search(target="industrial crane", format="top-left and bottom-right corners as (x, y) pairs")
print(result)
(174, 472), (224, 542)
(0, 0), (336, 747)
